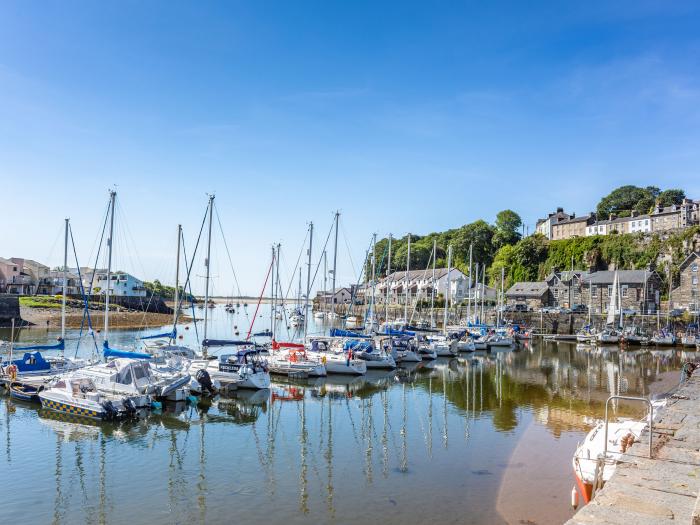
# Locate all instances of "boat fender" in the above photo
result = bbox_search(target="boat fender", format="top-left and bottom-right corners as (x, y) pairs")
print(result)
(571, 487), (579, 508)
(7, 364), (17, 380)
(187, 395), (198, 405)
(151, 401), (163, 410)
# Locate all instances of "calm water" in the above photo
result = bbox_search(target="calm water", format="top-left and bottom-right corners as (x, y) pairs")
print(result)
(0, 305), (688, 524)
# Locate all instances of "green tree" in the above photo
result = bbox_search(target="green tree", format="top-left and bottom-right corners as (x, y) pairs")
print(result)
(596, 185), (660, 218)
(493, 209), (522, 248)
(452, 220), (496, 269)
(656, 189), (685, 207)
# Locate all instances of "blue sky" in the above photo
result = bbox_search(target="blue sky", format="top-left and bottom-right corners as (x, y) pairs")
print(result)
(2, 1), (700, 295)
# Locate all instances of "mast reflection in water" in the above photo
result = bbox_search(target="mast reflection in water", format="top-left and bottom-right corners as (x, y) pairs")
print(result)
(0, 322), (685, 524)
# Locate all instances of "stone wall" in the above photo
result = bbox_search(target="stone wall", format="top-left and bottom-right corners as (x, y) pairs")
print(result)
(0, 294), (21, 326)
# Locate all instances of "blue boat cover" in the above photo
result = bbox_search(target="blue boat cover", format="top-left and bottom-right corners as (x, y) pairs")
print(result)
(103, 341), (152, 360)
(331, 328), (370, 339)
(343, 340), (372, 352)
(13, 339), (65, 352)
(3, 352), (51, 373)
(383, 328), (415, 336)
(139, 329), (176, 341)
(253, 330), (273, 337)
(203, 339), (252, 347)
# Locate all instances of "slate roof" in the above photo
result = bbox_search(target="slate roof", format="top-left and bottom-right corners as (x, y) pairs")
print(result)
(506, 282), (549, 297)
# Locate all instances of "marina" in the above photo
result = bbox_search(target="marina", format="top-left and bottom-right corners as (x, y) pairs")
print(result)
(0, 308), (687, 524)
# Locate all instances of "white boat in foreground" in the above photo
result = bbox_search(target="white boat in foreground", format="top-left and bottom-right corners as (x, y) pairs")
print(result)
(39, 376), (138, 421)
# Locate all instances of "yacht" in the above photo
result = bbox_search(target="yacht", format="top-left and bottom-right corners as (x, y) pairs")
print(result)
(650, 329), (676, 346)
(192, 348), (271, 390)
(596, 329), (620, 345)
(39, 375), (138, 421)
(306, 338), (367, 375)
(267, 341), (326, 377)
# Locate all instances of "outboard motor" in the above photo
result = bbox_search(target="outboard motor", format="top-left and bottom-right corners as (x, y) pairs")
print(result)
(196, 369), (217, 395)
(101, 400), (118, 420)
(122, 397), (137, 418)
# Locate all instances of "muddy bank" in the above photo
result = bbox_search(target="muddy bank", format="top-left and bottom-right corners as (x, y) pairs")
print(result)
(19, 306), (188, 330)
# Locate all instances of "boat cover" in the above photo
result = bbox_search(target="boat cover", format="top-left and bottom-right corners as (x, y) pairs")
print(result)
(330, 328), (370, 338)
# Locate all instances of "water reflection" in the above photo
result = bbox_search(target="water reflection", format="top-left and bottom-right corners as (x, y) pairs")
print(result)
(0, 339), (686, 524)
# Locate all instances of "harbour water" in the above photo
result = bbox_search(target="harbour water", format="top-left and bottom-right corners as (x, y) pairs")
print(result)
(0, 306), (687, 524)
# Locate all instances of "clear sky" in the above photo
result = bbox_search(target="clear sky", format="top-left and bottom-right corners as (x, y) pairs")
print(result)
(2, 1), (699, 295)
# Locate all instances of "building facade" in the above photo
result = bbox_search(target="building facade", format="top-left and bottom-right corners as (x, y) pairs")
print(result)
(90, 271), (147, 297)
(505, 282), (550, 309)
(375, 268), (468, 305)
(581, 270), (661, 314)
(551, 214), (593, 240)
(672, 252), (700, 312)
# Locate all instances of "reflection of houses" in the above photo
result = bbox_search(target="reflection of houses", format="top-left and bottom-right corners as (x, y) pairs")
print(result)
(672, 252), (699, 312)
(374, 269), (468, 305)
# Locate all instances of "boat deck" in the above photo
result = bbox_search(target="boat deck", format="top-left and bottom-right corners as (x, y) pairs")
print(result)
(566, 371), (700, 524)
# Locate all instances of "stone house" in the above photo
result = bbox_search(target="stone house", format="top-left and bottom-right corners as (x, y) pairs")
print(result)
(545, 270), (590, 308)
(505, 282), (550, 309)
(581, 270), (661, 314)
(551, 214), (594, 240)
(315, 287), (353, 306)
(671, 252), (700, 312)
(650, 199), (700, 233)
(536, 208), (571, 239)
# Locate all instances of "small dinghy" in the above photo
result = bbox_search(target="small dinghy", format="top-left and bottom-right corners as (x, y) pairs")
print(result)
(9, 381), (42, 402)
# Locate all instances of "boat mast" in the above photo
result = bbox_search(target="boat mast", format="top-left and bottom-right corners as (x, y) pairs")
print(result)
(323, 249), (327, 315)
(467, 244), (473, 324)
(173, 224), (181, 329)
(270, 245), (276, 338)
(303, 222), (314, 339)
(104, 190), (116, 345)
(385, 234), (392, 322)
(404, 234), (411, 322)
(61, 217), (69, 351)
(430, 239), (436, 328)
(370, 233), (377, 327)
(480, 264), (485, 323)
(498, 266), (505, 329)
(331, 211), (339, 318)
(443, 245), (452, 333)
(274, 243), (281, 336)
(203, 195), (214, 352)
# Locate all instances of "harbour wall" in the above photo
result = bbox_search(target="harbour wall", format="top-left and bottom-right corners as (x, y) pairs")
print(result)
(0, 295), (21, 326)
(566, 370), (700, 524)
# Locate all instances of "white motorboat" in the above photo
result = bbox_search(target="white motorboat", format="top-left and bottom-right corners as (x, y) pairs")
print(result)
(306, 338), (367, 375)
(426, 335), (459, 357)
(313, 311), (326, 319)
(75, 358), (185, 408)
(596, 329), (620, 345)
(650, 330), (676, 346)
(418, 345), (437, 360)
(195, 348), (271, 390)
(387, 335), (422, 363)
(345, 315), (363, 329)
(573, 399), (665, 504)
(39, 375), (138, 421)
(267, 341), (326, 377)
(682, 334), (699, 347)
(351, 339), (396, 369)
(487, 334), (514, 348)
(457, 339), (476, 352)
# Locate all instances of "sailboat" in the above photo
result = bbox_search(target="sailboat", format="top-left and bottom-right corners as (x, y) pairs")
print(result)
(75, 191), (191, 405)
(596, 270), (621, 345)
(1, 219), (90, 380)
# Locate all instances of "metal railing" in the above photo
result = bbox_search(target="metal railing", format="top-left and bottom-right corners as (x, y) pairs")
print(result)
(604, 395), (653, 459)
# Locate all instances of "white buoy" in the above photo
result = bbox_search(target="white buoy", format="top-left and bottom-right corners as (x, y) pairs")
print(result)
(571, 486), (579, 509)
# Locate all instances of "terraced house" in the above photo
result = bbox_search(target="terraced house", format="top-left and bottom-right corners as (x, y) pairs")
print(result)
(581, 270), (661, 314)
(672, 252), (700, 312)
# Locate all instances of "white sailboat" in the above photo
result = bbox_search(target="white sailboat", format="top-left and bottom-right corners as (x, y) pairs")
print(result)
(596, 270), (621, 345)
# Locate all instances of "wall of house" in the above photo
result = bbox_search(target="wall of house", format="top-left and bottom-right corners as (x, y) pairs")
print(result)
(673, 260), (700, 311)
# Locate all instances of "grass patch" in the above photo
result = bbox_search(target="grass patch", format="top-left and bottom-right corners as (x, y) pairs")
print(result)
(19, 296), (63, 309)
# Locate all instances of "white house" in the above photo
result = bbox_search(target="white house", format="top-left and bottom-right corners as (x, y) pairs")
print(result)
(376, 268), (468, 305)
(90, 271), (147, 297)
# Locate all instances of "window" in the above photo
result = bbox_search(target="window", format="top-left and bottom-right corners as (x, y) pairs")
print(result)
(692, 264), (698, 273)
(621, 285), (628, 298)
(693, 276), (698, 286)
(607, 286), (612, 296)
(553, 289), (559, 297)
(591, 286), (597, 297)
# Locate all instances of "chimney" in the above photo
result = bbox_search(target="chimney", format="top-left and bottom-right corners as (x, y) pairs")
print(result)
(631, 210), (639, 217)
(556, 207), (564, 213)
(609, 213), (616, 221)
